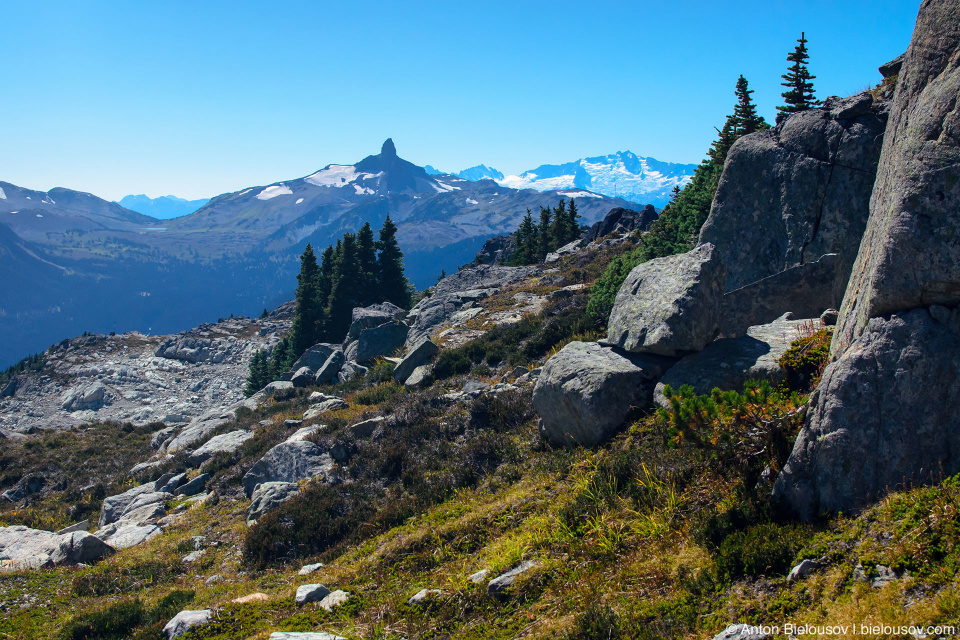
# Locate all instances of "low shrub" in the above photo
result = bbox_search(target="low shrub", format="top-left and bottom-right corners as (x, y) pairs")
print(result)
(72, 560), (184, 597)
(778, 326), (832, 392)
(714, 522), (813, 582)
(585, 248), (643, 324)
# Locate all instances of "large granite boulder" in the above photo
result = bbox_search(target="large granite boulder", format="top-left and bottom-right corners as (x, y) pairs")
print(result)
(247, 481), (300, 524)
(606, 243), (726, 356)
(242, 440), (334, 498)
(773, 0), (960, 519)
(61, 381), (107, 411)
(718, 254), (846, 338)
(290, 344), (339, 372)
(774, 308), (960, 519)
(586, 205), (658, 242)
(347, 302), (406, 341)
(393, 338), (439, 383)
(833, 1), (960, 357)
(291, 367), (315, 388)
(188, 430), (253, 466)
(654, 315), (813, 407)
(314, 349), (345, 385)
(355, 320), (409, 363)
(0, 526), (115, 568)
(533, 341), (673, 446)
(162, 403), (244, 453)
(699, 92), (888, 293)
(99, 477), (176, 528)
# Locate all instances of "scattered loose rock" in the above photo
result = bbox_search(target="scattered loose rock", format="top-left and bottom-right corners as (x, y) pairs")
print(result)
(295, 583), (332, 606)
(487, 560), (537, 598)
(162, 610), (212, 639)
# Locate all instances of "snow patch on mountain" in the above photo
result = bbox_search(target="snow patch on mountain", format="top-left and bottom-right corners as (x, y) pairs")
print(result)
(255, 184), (293, 200)
(492, 151), (695, 207)
(0, 187), (6, 199)
(304, 165), (383, 188)
(558, 190), (602, 199)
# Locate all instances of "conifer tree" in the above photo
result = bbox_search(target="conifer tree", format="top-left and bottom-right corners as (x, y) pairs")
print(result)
(376, 215), (411, 309)
(669, 185), (682, 205)
(566, 198), (581, 243)
(732, 75), (769, 134)
(356, 222), (378, 304)
(511, 209), (538, 265)
(537, 206), (553, 260)
(289, 243), (325, 357)
(326, 233), (360, 340)
(268, 337), (292, 380)
(778, 32), (818, 115)
(551, 199), (568, 249)
(318, 244), (335, 311)
(244, 350), (269, 397)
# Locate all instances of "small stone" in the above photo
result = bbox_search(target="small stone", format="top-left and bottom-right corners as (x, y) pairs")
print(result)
(468, 569), (490, 584)
(711, 623), (772, 640)
(298, 562), (324, 576)
(820, 308), (839, 325)
(408, 588), (443, 605)
(205, 574), (223, 585)
(182, 549), (204, 563)
(295, 583), (331, 606)
(162, 610), (212, 639)
(787, 559), (822, 582)
(317, 589), (350, 612)
(232, 592), (270, 604)
(487, 561), (536, 598)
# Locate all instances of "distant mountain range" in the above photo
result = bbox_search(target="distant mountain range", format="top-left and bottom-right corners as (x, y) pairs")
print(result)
(0, 139), (637, 368)
(427, 152), (695, 207)
(117, 194), (210, 220)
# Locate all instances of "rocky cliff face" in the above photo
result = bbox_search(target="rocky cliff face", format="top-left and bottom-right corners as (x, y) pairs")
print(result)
(832, 0), (960, 357)
(774, 0), (960, 519)
(699, 93), (888, 292)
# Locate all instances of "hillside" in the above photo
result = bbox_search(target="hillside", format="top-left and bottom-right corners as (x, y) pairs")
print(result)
(0, 141), (636, 369)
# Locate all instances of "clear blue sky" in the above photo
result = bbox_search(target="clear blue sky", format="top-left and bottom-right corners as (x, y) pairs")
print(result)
(1, 0), (919, 201)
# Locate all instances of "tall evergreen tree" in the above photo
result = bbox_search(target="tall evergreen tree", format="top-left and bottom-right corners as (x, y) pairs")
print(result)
(732, 75), (769, 134)
(326, 233), (361, 340)
(289, 243), (325, 357)
(244, 350), (269, 397)
(511, 208), (538, 266)
(537, 206), (553, 260)
(356, 222), (378, 305)
(567, 198), (581, 240)
(268, 337), (293, 380)
(376, 215), (411, 309)
(318, 244), (335, 311)
(669, 185), (682, 205)
(778, 32), (818, 115)
(551, 199), (568, 249)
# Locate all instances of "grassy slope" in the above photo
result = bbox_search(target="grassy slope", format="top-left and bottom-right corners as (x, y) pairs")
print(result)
(2, 245), (959, 640)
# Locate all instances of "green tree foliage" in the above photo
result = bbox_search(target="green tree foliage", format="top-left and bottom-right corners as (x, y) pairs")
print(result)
(638, 75), (766, 263)
(289, 243), (325, 356)
(356, 221), (378, 295)
(510, 198), (582, 266)
(778, 32), (818, 115)
(246, 217), (413, 387)
(325, 232), (361, 341)
(376, 215), (411, 309)
(0, 352), (45, 388)
(585, 248), (643, 324)
(244, 350), (270, 397)
(732, 74), (769, 135)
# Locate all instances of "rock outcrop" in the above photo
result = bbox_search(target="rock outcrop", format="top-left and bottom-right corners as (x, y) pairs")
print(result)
(0, 526), (115, 568)
(585, 205), (658, 242)
(654, 315), (815, 407)
(833, 2), (960, 356)
(776, 1), (960, 518)
(699, 92), (888, 292)
(247, 481), (300, 524)
(774, 309), (960, 519)
(605, 243), (726, 356)
(355, 320), (408, 363)
(533, 341), (673, 446)
(393, 338), (439, 383)
(346, 302), (406, 341)
(242, 440), (334, 498)
(405, 264), (539, 347)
